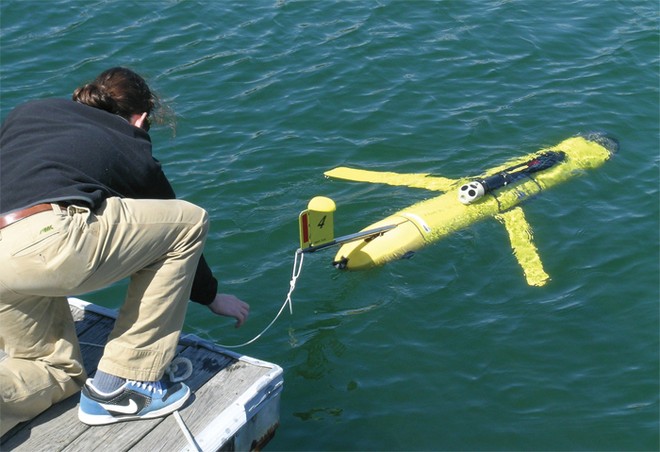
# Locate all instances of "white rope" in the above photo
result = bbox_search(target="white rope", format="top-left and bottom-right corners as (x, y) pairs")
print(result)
(78, 341), (103, 348)
(80, 250), (305, 351)
(173, 410), (203, 451)
(166, 356), (194, 382)
(218, 249), (304, 348)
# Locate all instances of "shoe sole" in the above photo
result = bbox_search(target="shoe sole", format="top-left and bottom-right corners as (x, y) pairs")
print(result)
(78, 385), (191, 426)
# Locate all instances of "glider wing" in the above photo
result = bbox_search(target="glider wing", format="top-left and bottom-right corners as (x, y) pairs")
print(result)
(324, 167), (458, 192)
(495, 207), (550, 287)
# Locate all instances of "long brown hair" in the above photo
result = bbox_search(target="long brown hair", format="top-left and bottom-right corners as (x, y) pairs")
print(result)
(73, 67), (158, 123)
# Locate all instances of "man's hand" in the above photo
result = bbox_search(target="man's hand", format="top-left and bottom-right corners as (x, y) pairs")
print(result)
(208, 293), (250, 328)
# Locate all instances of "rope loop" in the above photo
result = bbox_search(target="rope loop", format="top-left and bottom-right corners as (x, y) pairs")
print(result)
(218, 249), (304, 348)
(166, 356), (194, 382)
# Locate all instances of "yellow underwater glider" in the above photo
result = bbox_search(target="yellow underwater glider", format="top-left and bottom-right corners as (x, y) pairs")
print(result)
(299, 133), (617, 287)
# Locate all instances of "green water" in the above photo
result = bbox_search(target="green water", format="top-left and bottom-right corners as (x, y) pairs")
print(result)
(1, 1), (658, 450)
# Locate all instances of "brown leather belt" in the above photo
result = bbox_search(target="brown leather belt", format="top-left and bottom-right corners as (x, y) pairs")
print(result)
(0, 203), (56, 230)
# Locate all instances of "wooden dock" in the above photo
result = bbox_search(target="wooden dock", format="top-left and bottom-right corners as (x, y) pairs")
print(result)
(1, 298), (284, 451)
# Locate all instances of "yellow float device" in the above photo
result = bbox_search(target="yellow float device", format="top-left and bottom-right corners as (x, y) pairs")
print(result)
(299, 196), (396, 253)
(299, 196), (336, 249)
(321, 133), (617, 286)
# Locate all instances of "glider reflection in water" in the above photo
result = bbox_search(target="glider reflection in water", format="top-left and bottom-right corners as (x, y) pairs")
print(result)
(299, 133), (617, 287)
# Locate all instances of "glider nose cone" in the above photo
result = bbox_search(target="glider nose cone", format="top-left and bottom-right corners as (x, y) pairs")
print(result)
(582, 131), (619, 154)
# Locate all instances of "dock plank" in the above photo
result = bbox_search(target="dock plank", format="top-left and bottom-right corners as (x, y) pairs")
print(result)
(133, 362), (273, 452)
(1, 299), (283, 451)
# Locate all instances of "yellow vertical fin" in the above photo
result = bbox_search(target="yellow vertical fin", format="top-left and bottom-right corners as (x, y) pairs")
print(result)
(495, 207), (550, 287)
(299, 196), (336, 249)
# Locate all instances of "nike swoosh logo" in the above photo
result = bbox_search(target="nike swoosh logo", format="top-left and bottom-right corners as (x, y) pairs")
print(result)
(100, 399), (139, 415)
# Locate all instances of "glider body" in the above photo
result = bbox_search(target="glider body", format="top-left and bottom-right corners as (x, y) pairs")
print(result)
(323, 133), (617, 286)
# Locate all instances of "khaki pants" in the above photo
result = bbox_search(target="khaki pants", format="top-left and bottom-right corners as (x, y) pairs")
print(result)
(0, 197), (209, 435)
